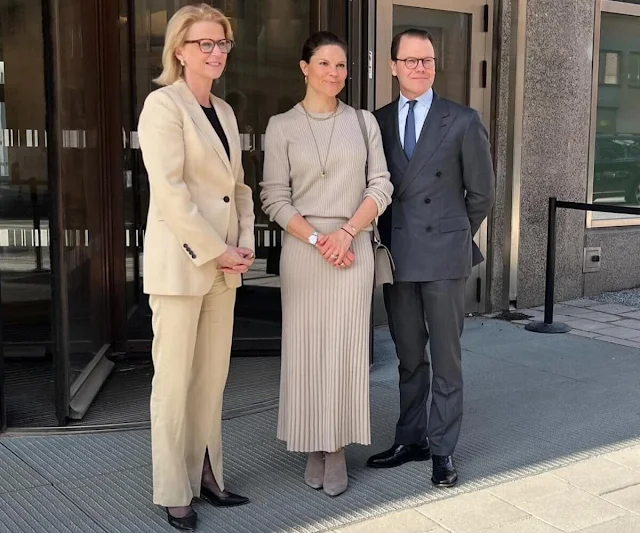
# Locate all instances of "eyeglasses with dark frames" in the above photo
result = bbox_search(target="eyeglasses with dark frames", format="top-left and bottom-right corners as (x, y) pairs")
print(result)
(395, 57), (436, 70)
(184, 38), (234, 54)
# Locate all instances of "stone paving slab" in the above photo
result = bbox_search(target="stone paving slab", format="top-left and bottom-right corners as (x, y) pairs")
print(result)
(518, 297), (640, 350)
(331, 444), (640, 533)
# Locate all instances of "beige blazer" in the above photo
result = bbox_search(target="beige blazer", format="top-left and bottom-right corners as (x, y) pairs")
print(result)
(138, 79), (255, 295)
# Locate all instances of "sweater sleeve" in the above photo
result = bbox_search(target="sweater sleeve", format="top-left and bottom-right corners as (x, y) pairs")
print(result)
(362, 111), (394, 216)
(259, 117), (300, 229)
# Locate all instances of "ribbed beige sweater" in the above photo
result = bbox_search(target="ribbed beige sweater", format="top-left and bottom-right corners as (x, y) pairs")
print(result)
(260, 101), (393, 229)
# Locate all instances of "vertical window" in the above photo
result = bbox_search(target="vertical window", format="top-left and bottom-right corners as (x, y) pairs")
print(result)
(591, 12), (640, 223)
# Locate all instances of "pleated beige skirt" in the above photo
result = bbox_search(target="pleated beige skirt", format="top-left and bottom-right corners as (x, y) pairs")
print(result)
(277, 217), (374, 452)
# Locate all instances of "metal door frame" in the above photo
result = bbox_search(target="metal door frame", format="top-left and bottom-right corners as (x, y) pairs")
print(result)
(374, 0), (494, 313)
(0, 280), (5, 431)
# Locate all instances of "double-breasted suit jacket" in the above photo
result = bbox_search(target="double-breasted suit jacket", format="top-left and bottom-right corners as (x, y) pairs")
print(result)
(375, 93), (495, 282)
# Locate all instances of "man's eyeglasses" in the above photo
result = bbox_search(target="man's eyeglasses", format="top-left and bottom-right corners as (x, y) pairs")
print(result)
(184, 39), (234, 54)
(395, 57), (436, 70)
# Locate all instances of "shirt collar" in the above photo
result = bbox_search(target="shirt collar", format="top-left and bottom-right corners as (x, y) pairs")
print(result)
(399, 88), (434, 110)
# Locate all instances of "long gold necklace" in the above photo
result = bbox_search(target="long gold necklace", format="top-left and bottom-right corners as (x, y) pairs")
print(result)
(301, 100), (339, 178)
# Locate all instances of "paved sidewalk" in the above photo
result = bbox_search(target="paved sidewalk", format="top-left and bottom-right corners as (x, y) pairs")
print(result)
(1, 318), (640, 533)
(331, 443), (640, 532)
(515, 297), (640, 349)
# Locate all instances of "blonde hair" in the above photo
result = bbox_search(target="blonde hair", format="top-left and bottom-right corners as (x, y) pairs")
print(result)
(154, 4), (234, 86)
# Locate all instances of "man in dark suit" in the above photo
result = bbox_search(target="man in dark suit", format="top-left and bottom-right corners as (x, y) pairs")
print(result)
(367, 29), (495, 487)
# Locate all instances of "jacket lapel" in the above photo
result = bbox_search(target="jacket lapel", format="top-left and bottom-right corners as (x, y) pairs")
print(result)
(172, 79), (234, 178)
(396, 94), (453, 197)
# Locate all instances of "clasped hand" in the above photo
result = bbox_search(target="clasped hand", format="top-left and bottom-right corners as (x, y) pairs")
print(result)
(217, 246), (254, 274)
(316, 230), (354, 268)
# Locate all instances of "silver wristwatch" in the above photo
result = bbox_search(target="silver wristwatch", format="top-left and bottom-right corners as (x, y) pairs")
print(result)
(308, 231), (319, 246)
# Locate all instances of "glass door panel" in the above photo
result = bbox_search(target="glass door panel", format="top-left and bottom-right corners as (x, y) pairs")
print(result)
(120, 0), (142, 321)
(0, 0), (54, 427)
(50, 0), (111, 420)
(127, 0), (313, 349)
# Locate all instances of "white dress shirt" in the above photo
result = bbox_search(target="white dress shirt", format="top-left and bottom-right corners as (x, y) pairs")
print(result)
(398, 88), (434, 148)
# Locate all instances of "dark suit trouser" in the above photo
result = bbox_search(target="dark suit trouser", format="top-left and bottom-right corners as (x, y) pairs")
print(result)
(383, 279), (465, 456)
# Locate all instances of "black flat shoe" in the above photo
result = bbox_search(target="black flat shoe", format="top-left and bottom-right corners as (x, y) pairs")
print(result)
(431, 455), (458, 488)
(366, 440), (431, 469)
(167, 509), (197, 531)
(200, 485), (250, 507)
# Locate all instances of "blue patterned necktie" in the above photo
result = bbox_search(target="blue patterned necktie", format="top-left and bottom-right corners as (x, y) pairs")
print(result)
(404, 100), (417, 160)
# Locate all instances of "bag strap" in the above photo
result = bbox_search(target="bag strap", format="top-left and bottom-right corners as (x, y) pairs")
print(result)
(356, 109), (382, 244)
(356, 109), (369, 177)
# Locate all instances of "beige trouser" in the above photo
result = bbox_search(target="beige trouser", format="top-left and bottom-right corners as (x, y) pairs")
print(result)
(149, 273), (235, 507)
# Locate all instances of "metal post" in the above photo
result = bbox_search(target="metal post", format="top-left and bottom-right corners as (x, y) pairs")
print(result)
(526, 197), (570, 334)
(543, 197), (557, 324)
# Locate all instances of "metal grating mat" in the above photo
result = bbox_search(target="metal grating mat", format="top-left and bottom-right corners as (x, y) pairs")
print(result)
(0, 486), (106, 533)
(5, 355), (282, 429)
(0, 320), (639, 532)
(0, 443), (49, 495)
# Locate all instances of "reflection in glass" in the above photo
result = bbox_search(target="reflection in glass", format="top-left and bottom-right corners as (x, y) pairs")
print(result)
(593, 13), (640, 220)
(629, 52), (640, 88)
(0, 0), (54, 426)
(52, 1), (108, 381)
(600, 52), (620, 86)
(392, 6), (470, 106)
(120, 0), (140, 319)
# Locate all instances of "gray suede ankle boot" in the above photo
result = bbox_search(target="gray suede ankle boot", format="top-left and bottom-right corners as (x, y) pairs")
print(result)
(323, 449), (348, 497)
(304, 452), (325, 489)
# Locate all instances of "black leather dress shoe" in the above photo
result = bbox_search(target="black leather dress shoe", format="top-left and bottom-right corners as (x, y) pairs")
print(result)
(167, 509), (197, 531)
(200, 485), (250, 507)
(431, 455), (458, 487)
(366, 440), (431, 468)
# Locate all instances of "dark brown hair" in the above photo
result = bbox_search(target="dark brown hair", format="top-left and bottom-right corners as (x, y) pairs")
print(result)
(391, 29), (434, 60)
(301, 31), (348, 63)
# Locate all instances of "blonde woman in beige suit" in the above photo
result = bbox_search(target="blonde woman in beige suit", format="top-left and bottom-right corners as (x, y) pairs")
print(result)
(260, 32), (393, 497)
(137, 5), (254, 531)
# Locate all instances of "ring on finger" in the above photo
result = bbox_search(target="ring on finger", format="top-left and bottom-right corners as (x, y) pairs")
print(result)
(331, 254), (339, 259)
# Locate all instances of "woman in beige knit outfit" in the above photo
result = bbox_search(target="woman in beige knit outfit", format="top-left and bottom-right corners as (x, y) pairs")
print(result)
(260, 31), (393, 497)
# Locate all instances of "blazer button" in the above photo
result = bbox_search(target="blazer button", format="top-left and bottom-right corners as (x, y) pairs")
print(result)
(223, 196), (230, 203)
(426, 225), (433, 232)
(436, 171), (442, 177)
(424, 198), (431, 204)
